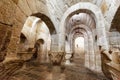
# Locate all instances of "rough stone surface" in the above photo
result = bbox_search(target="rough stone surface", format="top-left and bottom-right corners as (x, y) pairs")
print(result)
(0, 0), (120, 80)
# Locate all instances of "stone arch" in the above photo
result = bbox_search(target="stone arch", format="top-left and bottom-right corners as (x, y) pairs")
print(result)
(60, 2), (108, 72)
(69, 25), (93, 51)
(59, 2), (108, 51)
(110, 5), (120, 32)
(108, 5), (120, 51)
(69, 26), (97, 71)
(72, 35), (85, 56)
(32, 13), (57, 34)
(67, 12), (96, 34)
(32, 20), (51, 63)
(14, 12), (56, 52)
(69, 27), (87, 54)
(33, 38), (45, 63)
(70, 28), (88, 52)
(21, 14), (54, 48)
(6, 1), (57, 61)
(69, 24), (92, 36)
(35, 39), (45, 45)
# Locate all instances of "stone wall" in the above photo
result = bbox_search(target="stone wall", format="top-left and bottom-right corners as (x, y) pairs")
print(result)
(109, 31), (120, 48)
(0, 23), (12, 52)
(0, 0), (54, 58)
(0, 0), (119, 54)
(0, 0), (119, 73)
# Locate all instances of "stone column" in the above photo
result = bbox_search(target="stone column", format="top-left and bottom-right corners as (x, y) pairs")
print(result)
(43, 42), (49, 63)
(84, 36), (89, 68)
(96, 27), (108, 50)
(49, 34), (65, 65)
(65, 41), (72, 65)
(50, 34), (59, 52)
(65, 53), (72, 65)
(88, 36), (95, 71)
(96, 27), (108, 72)
(39, 43), (46, 63)
(58, 33), (65, 51)
(6, 22), (23, 61)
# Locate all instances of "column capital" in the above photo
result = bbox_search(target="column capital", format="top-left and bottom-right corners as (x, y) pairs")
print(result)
(48, 51), (64, 65)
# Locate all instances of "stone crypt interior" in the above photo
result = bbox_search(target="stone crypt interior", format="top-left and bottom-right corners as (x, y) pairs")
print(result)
(0, 0), (120, 80)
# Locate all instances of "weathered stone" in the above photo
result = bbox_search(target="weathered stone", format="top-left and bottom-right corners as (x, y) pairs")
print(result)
(17, 0), (32, 16)
(0, 0), (120, 80)
(14, 7), (27, 24)
(48, 52), (64, 65)
(0, 0), (15, 25)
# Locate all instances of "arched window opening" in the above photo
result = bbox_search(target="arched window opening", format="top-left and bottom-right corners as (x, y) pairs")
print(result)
(74, 37), (84, 52)
(74, 37), (84, 57)
(18, 33), (29, 52)
(30, 39), (44, 61)
(20, 33), (27, 43)
(73, 36), (85, 65)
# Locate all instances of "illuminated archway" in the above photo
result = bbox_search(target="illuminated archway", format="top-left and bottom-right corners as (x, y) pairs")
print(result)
(17, 15), (52, 63)
(74, 37), (84, 52)
(60, 2), (108, 72)
(74, 37), (85, 65)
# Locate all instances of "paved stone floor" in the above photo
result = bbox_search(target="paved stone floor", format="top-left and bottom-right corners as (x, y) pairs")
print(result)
(0, 59), (108, 80)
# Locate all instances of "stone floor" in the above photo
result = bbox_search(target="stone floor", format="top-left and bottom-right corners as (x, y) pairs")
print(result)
(0, 59), (108, 80)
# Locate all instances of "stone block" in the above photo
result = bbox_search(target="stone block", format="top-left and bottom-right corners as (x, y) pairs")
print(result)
(0, 0), (15, 24)
(15, 7), (27, 24)
(7, 37), (19, 53)
(26, 0), (38, 14)
(17, 0), (32, 16)
(12, 22), (23, 38)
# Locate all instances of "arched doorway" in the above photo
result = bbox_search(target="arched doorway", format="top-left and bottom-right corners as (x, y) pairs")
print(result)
(17, 14), (55, 63)
(30, 39), (44, 62)
(73, 36), (85, 65)
(74, 37), (85, 58)
(60, 2), (108, 72)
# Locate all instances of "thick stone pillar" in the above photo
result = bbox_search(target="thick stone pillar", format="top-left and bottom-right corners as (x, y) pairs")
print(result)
(96, 46), (102, 72)
(84, 36), (89, 68)
(50, 34), (59, 51)
(96, 27), (108, 72)
(65, 41), (72, 65)
(38, 43), (47, 63)
(58, 33), (65, 51)
(96, 27), (108, 50)
(88, 36), (95, 71)
(49, 34), (65, 65)
(28, 31), (36, 48)
(43, 42), (48, 63)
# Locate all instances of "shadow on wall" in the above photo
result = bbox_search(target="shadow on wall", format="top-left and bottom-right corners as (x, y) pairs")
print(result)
(0, 29), (12, 62)
(17, 33), (46, 62)
(12, 0), (19, 4)
(30, 39), (44, 61)
(18, 33), (29, 52)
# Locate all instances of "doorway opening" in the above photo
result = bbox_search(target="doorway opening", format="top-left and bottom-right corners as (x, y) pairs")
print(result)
(74, 36), (85, 65)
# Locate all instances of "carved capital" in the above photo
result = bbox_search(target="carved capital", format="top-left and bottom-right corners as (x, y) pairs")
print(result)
(48, 51), (64, 65)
